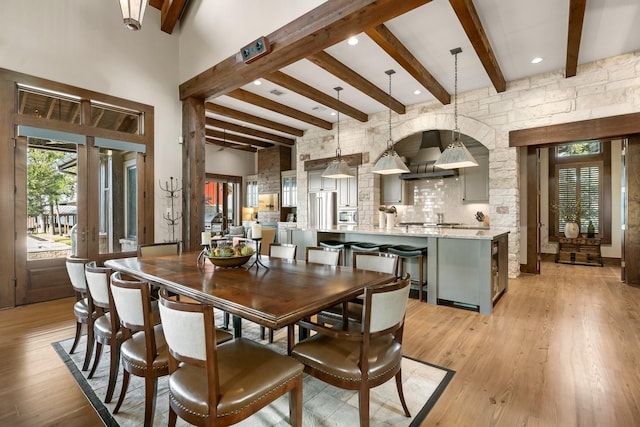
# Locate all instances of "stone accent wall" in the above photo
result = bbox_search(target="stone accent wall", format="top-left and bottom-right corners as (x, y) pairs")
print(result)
(257, 145), (292, 224)
(296, 52), (640, 278)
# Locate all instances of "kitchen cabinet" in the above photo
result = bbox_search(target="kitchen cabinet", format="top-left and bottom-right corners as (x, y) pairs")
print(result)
(381, 173), (412, 205)
(337, 168), (357, 207)
(245, 175), (258, 207)
(308, 170), (337, 192)
(281, 170), (297, 207)
(461, 154), (489, 203)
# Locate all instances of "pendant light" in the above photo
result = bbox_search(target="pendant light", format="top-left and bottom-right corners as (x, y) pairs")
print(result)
(372, 69), (410, 175)
(119, 0), (148, 31)
(434, 47), (478, 169)
(322, 87), (355, 179)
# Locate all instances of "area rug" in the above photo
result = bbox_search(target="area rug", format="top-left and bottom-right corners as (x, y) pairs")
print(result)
(53, 319), (454, 426)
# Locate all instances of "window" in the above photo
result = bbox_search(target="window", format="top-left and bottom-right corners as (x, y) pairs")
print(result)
(549, 141), (611, 243)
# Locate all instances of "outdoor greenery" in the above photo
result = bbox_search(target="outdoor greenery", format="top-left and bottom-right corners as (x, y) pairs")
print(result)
(27, 147), (76, 235)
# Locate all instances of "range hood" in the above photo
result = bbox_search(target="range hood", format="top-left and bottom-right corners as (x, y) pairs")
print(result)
(398, 131), (458, 180)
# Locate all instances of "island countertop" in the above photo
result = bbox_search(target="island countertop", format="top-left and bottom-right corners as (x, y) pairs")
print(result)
(293, 225), (509, 240)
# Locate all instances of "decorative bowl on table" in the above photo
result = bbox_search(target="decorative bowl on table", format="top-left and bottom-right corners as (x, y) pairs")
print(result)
(207, 240), (254, 268)
(207, 254), (252, 268)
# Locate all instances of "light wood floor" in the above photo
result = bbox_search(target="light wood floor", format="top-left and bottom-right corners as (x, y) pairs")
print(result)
(1, 261), (639, 426)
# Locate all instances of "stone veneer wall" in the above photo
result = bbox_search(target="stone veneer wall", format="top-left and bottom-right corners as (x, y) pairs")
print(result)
(295, 52), (640, 278)
(258, 145), (291, 224)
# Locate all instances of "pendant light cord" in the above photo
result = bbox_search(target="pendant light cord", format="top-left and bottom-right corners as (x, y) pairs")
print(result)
(335, 86), (342, 158)
(386, 70), (395, 151)
(453, 50), (459, 141)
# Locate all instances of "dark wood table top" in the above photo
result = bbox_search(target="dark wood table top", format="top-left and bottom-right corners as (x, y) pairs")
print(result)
(105, 252), (395, 330)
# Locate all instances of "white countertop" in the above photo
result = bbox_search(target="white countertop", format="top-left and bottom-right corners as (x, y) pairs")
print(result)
(294, 225), (509, 240)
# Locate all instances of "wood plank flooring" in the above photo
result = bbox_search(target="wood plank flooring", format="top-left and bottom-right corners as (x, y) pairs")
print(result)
(1, 261), (639, 426)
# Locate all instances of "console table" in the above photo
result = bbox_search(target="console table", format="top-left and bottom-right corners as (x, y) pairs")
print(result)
(556, 237), (603, 266)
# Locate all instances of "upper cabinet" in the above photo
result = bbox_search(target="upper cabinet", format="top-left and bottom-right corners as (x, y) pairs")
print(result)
(245, 175), (258, 207)
(381, 173), (412, 205)
(461, 154), (489, 203)
(337, 168), (358, 208)
(281, 170), (297, 207)
(308, 170), (337, 192)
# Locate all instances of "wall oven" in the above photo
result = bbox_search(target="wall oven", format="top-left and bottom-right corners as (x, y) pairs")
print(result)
(337, 209), (358, 225)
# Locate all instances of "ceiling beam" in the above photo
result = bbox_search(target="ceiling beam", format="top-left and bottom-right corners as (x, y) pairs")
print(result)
(566, 0), (587, 78)
(205, 117), (295, 146)
(205, 102), (304, 137)
(206, 128), (274, 148)
(160, 0), (188, 34)
(449, 0), (506, 93)
(308, 51), (406, 114)
(366, 24), (451, 105)
(227, 88), (333, 130)
(179, 0), (433, 100)
(265, 71), (369, 122)
(205, 137), (258, 153)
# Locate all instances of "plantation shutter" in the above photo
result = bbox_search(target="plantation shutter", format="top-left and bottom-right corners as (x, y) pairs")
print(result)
(557, 164), (601, 235)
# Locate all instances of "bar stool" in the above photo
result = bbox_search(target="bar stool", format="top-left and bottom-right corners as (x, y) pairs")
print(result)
(350, 242), (392, 253)
(387, 245), (427, 301)
(319, 240), (351, 265)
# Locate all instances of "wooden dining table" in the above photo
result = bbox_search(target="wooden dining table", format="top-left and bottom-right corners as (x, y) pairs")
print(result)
(104, 251), (395, 351)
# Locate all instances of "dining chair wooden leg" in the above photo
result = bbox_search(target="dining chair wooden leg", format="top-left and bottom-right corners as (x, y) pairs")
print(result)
(113, 370), (130, 414)
(104, 341), (120, 403)
(70, 321), (82, 354)
(143, 375), (158, 427)
(359, 387), (370, 427)
(395, 370), (411, 416)
(88, 342), (103, 379)
(82, 325), (94, 371)
(290, 376), (303, 427)
(168, 408), (177, 427)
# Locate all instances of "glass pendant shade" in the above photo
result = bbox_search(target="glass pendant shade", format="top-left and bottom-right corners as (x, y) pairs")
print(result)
(119, 0), (147, 30)
(322, 87), (354, 179)
(372, 69), (409, 175)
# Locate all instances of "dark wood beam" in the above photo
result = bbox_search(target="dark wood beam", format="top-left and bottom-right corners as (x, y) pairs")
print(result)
(308, 51), (406, 114)
(205, 102), (304, 137)
(264, 71), (368, 123)
(160, 0), (188, 34)
(566, 0), (587, 78)
(149, 0), (163, 9)
(179, 0), (433, 100)
(206, 128), (274, 148)
(509, 112), (640, 147)
(366, 24), (451, 105)
(205, 117), (294, 146)
(205, 137), (258, 153)
(227, 88), (333, 130)
(449, 0), (506, 93)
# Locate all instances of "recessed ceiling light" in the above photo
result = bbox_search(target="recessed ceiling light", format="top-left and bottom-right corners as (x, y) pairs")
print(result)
(413, 89), (422, 95)
(347, 37), (358, 46)
(330, 111), (337, 116)
(531, 57), (543, 64)
(253, 79), (262, 85)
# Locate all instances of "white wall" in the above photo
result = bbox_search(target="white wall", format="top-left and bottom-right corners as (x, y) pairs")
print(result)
(0, 0), (182, 242)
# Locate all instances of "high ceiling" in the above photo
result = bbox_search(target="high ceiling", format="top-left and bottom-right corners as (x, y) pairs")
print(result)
(181, 0), (639, 153)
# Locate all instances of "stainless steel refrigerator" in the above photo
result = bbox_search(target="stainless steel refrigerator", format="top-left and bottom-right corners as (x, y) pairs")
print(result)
(308, 191), (337, 229)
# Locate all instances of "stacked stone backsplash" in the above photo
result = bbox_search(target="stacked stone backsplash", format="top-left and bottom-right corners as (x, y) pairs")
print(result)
(257, 145), (291, 224)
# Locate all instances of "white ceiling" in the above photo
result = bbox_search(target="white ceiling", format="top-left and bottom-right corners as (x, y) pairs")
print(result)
(203, 0), (640, 143)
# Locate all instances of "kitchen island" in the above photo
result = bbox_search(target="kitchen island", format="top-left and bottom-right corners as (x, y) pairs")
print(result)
(290, 225), (509, 314)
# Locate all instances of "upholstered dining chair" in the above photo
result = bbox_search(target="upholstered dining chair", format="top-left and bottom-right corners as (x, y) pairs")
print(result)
(318, 251), (400, 326)
(260, 243), (298, 342)
(109, 271), (210, 427)
(305, 246), (341, 266)
(157, 289), (304, 427)
(291, 275), (412, 427)
(84, 261), (121, 403)
(269, 243), (297, 260)
(137, 241), (182, 257)
(65, 256), (93, 371)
